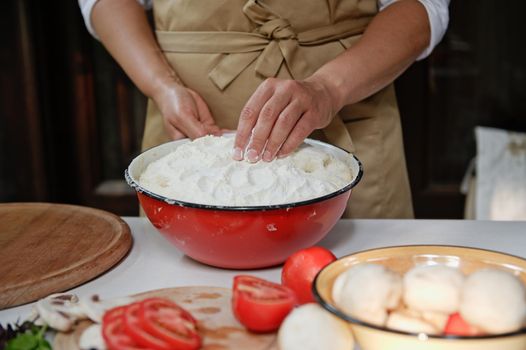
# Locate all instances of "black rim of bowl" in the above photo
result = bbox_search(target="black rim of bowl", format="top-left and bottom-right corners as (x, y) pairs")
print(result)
(124, 140), (364, 212)
(312, 244), (526, 340)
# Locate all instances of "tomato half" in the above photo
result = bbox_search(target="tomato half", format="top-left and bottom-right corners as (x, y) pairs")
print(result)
(232, 275), (297, 333)
(444, 313), (484, 336)
(281, 246), (336, 304)
(102, 306), (146, 350)
(139, 298), (201, 350)
(123, 303), (172, 350)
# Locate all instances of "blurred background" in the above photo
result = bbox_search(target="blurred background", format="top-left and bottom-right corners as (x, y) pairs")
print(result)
(1, 1), (525, 218)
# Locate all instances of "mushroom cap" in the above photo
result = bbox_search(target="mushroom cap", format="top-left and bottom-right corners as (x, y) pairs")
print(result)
(332, 263), (402, 326)
(460, 268), (526, 334)
(278, 303), (354, 350)
(403, 265), (465, 314)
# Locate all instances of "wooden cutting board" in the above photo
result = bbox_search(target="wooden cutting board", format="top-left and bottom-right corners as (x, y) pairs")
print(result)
(0, 202), (132, 309)
(54, 287), (278, 350)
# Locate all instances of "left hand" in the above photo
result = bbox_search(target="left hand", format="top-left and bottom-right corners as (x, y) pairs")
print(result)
(233, 76), (339, 162)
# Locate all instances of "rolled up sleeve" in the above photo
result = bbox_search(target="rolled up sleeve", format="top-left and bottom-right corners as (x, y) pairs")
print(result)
(78, 0), (153, 38)
(379, 0), (450, 60)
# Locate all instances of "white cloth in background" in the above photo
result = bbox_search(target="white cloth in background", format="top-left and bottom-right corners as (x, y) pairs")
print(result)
(475, 126), (526, 220)
(77, 0), (449, 61)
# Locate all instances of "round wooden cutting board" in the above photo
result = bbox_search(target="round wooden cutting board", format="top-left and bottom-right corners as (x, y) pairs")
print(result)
(54, 287), (278, 350)
(0, 202), (132, 309)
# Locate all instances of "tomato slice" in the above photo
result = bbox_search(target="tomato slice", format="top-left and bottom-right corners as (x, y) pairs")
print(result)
(104, 306), (127, 323)
(102, 306), (147, 350)
(281, 246), (336, 304)
(232, 275), (297, 333)
(138, 298), (201, 350)
(444, 313), (484, 336)
(123, 303), (172, 350)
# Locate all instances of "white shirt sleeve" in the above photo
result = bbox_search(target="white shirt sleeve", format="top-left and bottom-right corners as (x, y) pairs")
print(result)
(78, 0), (153, 38)
(379, 0), (450, 60)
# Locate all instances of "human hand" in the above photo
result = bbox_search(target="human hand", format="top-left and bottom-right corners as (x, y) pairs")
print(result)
(233, 76), (340, 162)
(153, 80), (222, 140)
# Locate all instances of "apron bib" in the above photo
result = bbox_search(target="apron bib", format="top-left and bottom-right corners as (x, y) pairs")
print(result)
(143, 0), (414, 218)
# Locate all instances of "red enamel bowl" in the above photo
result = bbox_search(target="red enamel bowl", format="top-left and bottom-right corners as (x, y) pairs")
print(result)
(125, 138), (363, 269)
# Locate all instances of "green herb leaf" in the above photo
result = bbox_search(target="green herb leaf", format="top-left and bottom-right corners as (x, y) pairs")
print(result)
(1, 322), (52, 350)
(5, 332), (38, 350)
(35, 338), (51, 350)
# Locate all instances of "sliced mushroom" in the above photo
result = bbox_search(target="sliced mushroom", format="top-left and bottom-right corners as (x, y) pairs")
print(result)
(79, 295), (134, 323)
(421, 311), (449, 331)
(386, 311), (440, 335)
(35, 293), (87, 331)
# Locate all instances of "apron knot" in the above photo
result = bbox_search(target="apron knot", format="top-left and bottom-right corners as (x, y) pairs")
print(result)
(258, 18), (296, 41)
(242, 0), (301, 79)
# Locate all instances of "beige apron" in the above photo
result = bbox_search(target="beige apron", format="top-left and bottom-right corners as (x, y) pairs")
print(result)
(143, 0), (414, 219)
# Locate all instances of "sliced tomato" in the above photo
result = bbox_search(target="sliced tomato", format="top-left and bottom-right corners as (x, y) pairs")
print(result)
(102, 306), (146, 350)
(123, 303), (172, 350)
(281, 246), (336, 304)
(139, 298), (201, 350)
(444, 313), (484, 336)
(232, 275), (297, 333)
(104, 306), (127, 323)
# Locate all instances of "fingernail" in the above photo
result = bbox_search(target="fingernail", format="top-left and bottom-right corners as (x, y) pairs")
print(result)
(246, 149), (259, 163)
(277, 152), (289, 159)
(232, 147), (243, 160)
(262, 150), (273, 162)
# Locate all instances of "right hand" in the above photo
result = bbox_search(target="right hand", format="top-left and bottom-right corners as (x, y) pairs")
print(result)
(153, 80), (222, 140)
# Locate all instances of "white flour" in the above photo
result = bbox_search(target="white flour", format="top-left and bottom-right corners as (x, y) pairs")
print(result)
(139, 136), (353, 206)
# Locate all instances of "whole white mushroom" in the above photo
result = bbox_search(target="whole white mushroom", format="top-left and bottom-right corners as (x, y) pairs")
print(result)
(278, 303), (354, 350)
(403, 264), (464, 314)
(331, 263), (402, 326)
(460, 268), (526, 334)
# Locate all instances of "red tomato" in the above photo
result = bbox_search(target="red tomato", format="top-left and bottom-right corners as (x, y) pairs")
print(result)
(281, 246), (336, 304)
(232, 275), (297, 333)
(102, 306), (146, 350)
(444, 313), (484, 336)
(139, 298), (201, 350)
(123, 303), (173, 350)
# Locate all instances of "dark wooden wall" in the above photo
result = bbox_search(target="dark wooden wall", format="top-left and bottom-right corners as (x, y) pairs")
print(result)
(1, 0), (525, 218)
(397, 1), (526, 218)
(0, 0), (145, 215)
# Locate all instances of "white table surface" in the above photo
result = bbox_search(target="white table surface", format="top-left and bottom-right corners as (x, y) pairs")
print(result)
(1, 217), (526, 324)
